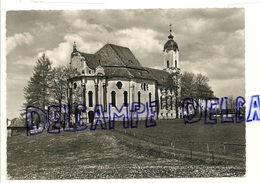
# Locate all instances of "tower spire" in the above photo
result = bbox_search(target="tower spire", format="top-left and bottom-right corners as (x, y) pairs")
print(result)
(168, 23), (174, 39)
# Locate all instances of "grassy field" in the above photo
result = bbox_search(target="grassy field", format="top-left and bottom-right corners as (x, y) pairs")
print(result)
(7, 118), (245, 179)
(113, 118), (245, 157)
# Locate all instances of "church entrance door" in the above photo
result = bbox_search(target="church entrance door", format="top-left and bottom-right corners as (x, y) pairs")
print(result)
(88, 111), (94, 123)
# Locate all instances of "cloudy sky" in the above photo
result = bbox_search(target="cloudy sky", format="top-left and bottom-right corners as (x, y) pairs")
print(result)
(6, 9), (245, 119)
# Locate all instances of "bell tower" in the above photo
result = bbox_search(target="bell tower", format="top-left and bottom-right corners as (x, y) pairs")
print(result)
(163, 24), (180, 73)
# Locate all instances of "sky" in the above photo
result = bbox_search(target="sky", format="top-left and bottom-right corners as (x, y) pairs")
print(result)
(6, 8), (245, 119)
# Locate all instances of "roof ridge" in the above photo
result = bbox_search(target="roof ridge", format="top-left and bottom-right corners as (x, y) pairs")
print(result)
(107, 43), (129, 49)
(103, 65), (147, 71)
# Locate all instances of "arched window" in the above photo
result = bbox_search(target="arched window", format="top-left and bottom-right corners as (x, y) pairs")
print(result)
(149, 93), (152, 107)
(166, 96), (168, 110)
(167, 60), (169, 68)
(73, 82), (77, 89)
(111, 91), (116, 107)
(175, 60), (177, 68)
(160, 96), (163, 110)
(138, 91), (141, 107)
(123, 91), (128, 106)
(171, 96), (173, 110)
(88, 91), (93, 107)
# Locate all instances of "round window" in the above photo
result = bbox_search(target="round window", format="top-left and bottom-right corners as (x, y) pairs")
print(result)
(116, 81), (122, 89)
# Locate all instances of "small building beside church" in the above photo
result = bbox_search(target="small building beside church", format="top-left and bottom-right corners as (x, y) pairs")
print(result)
(68, 29), (181, 122)
(7, 118), (27, 137)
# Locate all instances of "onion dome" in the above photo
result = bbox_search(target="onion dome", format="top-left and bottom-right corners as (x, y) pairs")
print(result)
(164, 39), (179, 51)
(164, 24), (179, 51)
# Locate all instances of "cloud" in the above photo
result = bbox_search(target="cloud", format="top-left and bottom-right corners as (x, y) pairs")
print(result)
(5, 9), (245, 119)
(15, 56), (39, 67)
(38, 33), (103, 67)
(180, 58), (244, 80)
(35, 22), (55, 32)
(210, 77), (245, 98)
(116, 28), (163, 60)
(6, 32), (34, 55)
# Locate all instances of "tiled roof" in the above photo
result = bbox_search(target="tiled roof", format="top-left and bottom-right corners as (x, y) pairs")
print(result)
(74, 43), (169, 83)
(95, 44), (146, 69)
(104, 67), (133, 78)
(108, 44), (144, 69)
(145, 67), (170, 85)
(95, 44), (127, 67)
(80, 53), (100, 69)
(127, 68), (155, 80)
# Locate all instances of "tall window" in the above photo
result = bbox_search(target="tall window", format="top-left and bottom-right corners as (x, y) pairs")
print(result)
(111, 91), (116, 107)
(88, 91), (93, 107)
(170, 96), (173, 110)
(123, 91), (128, 106)
(149, 93), (152, 107)
(138, 91), (141, 107)
(166, 96), (168, 110)
(175, 60), (177, 68)
(167, 60), (169, 68)
(160, 96), (163, 110)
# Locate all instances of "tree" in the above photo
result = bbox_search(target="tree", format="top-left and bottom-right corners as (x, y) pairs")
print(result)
(50, 65), (76, 106)
(49, 65), (79, 127)
(180, 72), (214, 100)
(166, 71), (215, 118)
(22, 53), (52, 126)
(165, 68), (182, 118)
(228, 95), (236, 114)
(180, 71), (196, 99)
(194, 73), (214, 99)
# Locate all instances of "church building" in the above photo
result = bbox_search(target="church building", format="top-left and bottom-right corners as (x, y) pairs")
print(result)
(68, 27), (181, 122)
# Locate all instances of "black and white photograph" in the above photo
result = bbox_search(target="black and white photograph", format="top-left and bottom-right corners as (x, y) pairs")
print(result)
(3, 5), (253, 181)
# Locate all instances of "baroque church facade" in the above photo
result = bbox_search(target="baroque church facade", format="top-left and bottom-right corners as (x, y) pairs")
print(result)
(68, 28), (181, 122)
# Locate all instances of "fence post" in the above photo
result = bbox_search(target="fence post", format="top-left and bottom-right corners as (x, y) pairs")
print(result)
(207, 143), (209, 153)
(190, 148), (192, 160)
(173, 146), (175, 157)
(223, 143), (226, 153)
(171, 140), (173, 147)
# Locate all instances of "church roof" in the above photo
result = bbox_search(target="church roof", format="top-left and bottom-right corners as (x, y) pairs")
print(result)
(80, 53), (100, 69)
(95, 44), (145, 69)
(145, 67), (170, 85)
(72, 43), (171, 83)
